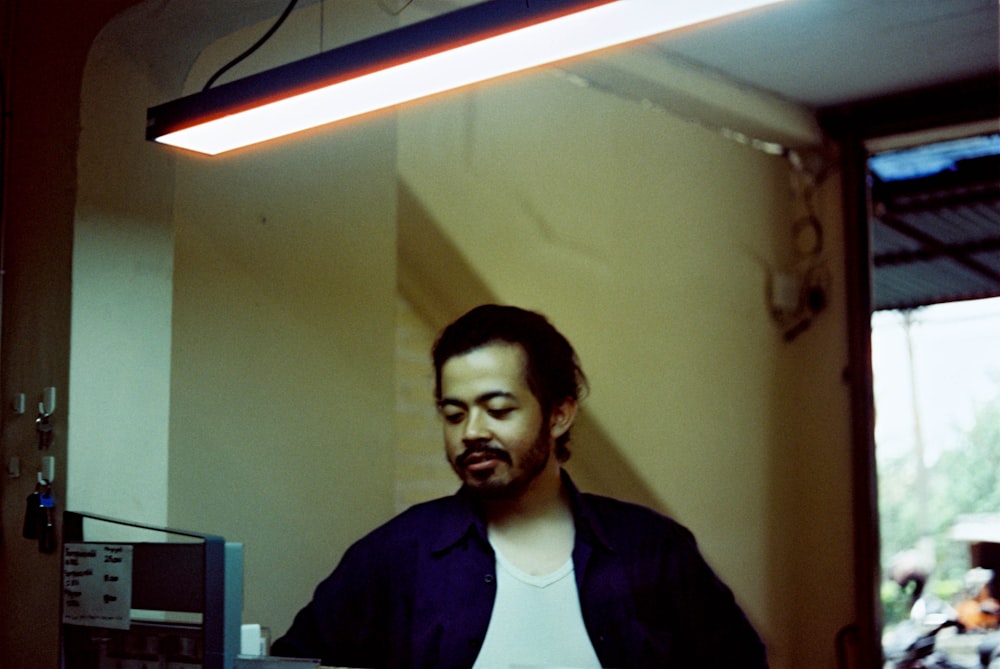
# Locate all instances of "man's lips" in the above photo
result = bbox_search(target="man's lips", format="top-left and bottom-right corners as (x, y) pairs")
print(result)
(457, 446), (512, 471)
(466, 460), (499, 473)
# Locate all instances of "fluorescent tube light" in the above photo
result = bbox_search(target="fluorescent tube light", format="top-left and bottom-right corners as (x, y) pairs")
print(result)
(147, 0), (790, 155)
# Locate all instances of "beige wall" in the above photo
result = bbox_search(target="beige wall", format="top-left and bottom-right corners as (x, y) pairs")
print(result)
(69, 2), (180, 536)
(395, 296), (457, 512)
(67, 0), (402, 644)
(168, 118), (399, 633)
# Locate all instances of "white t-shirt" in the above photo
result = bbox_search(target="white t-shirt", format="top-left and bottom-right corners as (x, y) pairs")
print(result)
(471, 546), (602, 669)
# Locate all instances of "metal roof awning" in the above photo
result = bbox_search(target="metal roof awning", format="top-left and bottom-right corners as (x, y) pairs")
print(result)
(870, 134), (1000, 311)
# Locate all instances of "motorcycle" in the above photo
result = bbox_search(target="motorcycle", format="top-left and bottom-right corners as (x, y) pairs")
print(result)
(884, 619), (1000, 669)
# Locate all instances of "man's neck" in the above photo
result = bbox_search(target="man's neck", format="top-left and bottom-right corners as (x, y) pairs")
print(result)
(484, 465), (575, 575)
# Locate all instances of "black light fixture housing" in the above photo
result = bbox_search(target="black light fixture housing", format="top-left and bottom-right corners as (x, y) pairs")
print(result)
(147, 0), (789, 155)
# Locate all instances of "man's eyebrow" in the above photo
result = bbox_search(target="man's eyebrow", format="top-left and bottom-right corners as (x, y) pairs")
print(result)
(437, 391), (517, 409)
(477, 391), (517, 403)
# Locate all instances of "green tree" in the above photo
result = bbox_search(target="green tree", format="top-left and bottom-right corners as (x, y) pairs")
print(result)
(879, 389), (1000, 624)
(928, 392), (1000, 580)
(933, 394), (1000, 516)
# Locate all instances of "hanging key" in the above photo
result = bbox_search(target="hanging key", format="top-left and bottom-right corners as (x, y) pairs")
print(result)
(36, 412), (54, 450)
(22, 484), (42, 540)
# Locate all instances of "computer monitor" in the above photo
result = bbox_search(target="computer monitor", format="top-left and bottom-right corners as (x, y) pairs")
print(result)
(61, 511), (243, 669)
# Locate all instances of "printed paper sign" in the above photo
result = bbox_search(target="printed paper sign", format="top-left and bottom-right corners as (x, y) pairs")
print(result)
(62, 543), (133, 630)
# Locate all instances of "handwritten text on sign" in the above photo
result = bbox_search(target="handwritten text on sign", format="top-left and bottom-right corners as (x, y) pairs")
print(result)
(62, 543), (133, 630)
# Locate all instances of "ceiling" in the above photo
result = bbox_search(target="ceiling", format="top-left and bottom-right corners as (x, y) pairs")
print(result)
(134, 0), (1000, 311)
(654, 0), (998, 110)
(157, 0), (997, 119)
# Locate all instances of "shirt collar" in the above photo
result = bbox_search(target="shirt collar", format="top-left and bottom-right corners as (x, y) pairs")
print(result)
(561, 469), (617, 553)
(430, 469), (616, 555)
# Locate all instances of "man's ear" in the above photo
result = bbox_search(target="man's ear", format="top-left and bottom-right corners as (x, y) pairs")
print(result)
(549, 397), (578, 440)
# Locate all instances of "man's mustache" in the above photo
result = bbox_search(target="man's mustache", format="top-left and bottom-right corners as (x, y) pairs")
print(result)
(456, 443), (513, 468)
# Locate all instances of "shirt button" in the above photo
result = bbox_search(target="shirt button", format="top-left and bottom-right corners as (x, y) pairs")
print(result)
(484, 574), (494, 584)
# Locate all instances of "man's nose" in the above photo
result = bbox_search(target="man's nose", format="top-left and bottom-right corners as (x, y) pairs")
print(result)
(463, 410), (490, 441)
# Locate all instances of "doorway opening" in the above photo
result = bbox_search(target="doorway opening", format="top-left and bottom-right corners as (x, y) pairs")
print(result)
(867, 131), (1000, 666)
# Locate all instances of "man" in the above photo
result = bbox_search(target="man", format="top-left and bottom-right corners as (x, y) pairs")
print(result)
(271, 304), (768, 668)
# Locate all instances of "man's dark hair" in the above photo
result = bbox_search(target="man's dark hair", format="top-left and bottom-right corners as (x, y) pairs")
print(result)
(432, 304), (588, 462)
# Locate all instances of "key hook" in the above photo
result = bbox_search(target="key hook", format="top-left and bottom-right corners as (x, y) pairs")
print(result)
(37, 456), (55, 485)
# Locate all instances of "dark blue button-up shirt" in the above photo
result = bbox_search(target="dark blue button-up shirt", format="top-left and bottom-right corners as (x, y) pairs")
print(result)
(271, 472), (767, 668)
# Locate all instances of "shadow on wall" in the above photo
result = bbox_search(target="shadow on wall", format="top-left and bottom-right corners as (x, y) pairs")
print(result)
(397, 180), (664, 513)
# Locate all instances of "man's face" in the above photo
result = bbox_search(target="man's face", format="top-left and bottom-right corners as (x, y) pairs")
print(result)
(438, 343), (554, 499)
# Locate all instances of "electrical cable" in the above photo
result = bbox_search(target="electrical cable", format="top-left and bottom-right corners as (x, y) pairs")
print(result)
(374, 0), (415, 16)
(202, 0), (301, 91)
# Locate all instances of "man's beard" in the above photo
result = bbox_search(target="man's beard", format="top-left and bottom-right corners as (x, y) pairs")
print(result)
(451, 425), (552, 500)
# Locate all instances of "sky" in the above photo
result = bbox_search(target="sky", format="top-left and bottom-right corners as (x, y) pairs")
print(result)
(872, 296), (1000, 464)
